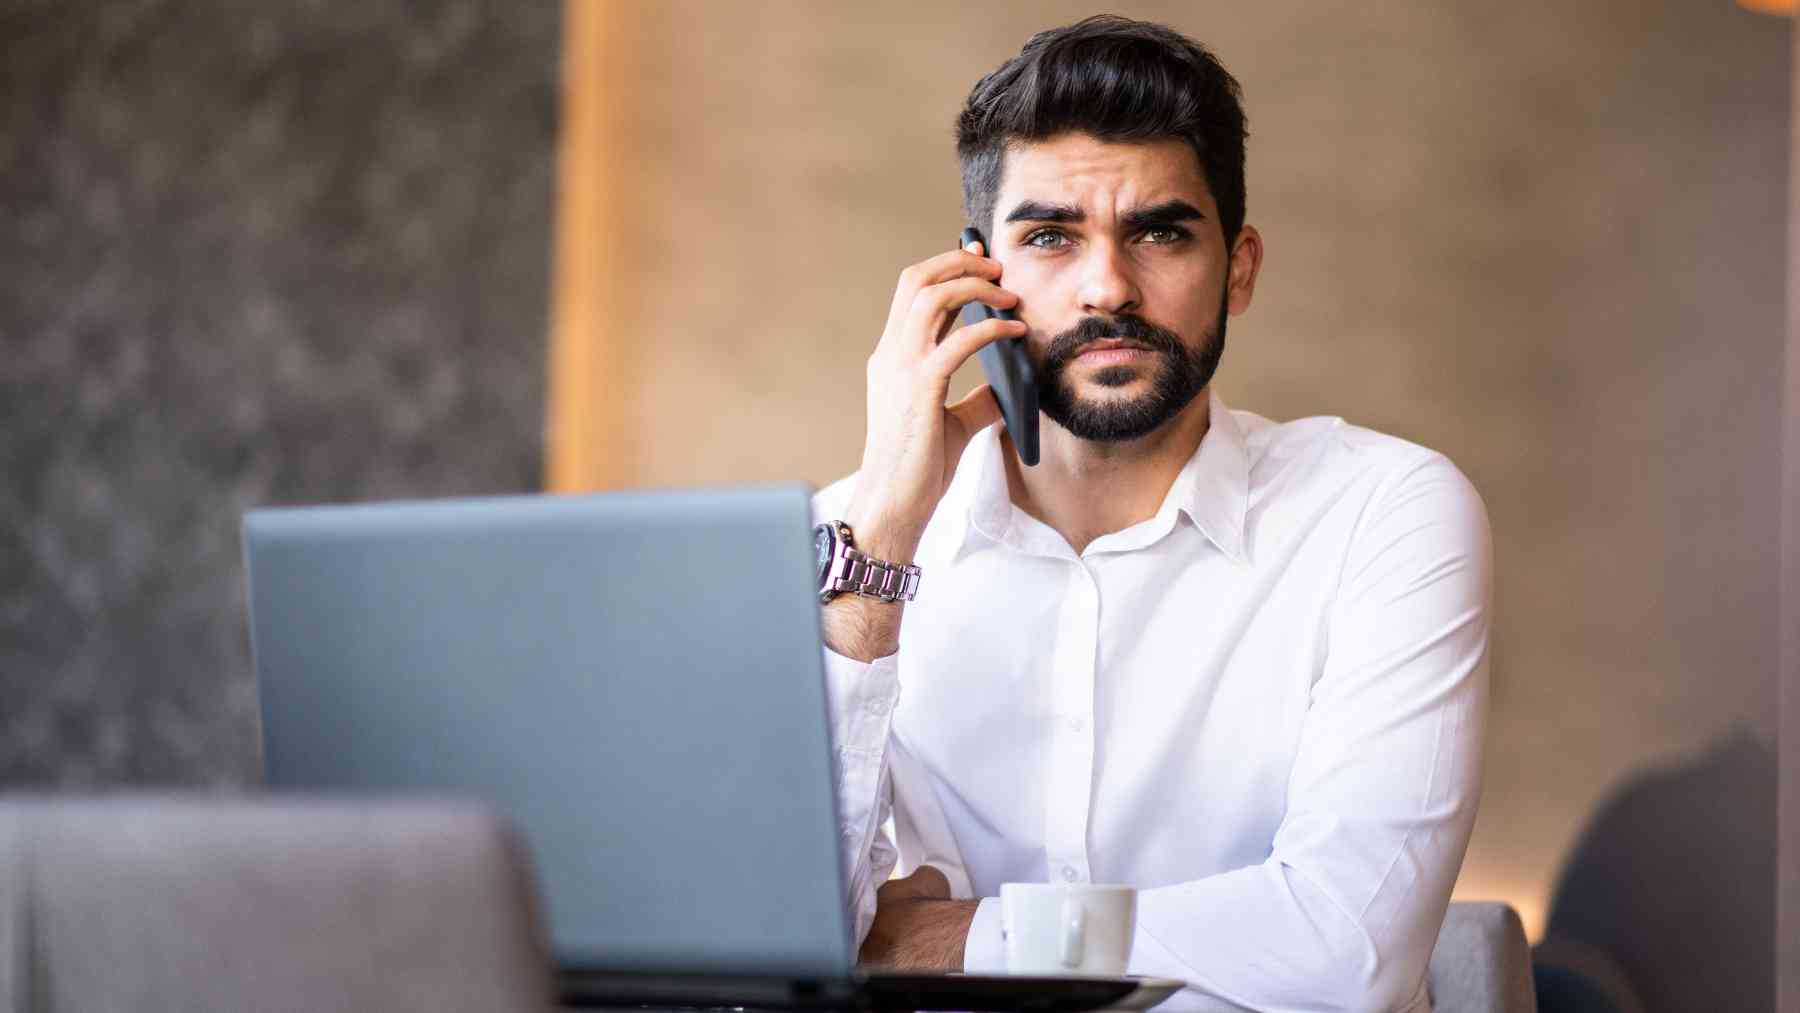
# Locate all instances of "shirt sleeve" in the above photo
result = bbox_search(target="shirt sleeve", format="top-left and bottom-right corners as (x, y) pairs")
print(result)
(963, 897), (1006, 971)
(986, 453), (1491, 1013)
(822, 646), (902, 951)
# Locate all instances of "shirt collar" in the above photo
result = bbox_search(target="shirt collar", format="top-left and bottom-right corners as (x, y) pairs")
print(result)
(948, 422), (1012, 558)
(949, 389), (1250, 563)
(1171, 389), (1250, 563)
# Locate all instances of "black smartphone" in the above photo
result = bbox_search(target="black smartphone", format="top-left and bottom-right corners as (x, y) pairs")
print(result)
(956, 226), (1040, 467)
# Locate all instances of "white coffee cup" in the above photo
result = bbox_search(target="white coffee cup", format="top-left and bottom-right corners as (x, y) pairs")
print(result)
(1000, 882), (1137, 976)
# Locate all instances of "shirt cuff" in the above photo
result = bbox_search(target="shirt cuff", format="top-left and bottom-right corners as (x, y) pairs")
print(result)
(822, 647), (900, 756)
(962, 896), (1005, 973)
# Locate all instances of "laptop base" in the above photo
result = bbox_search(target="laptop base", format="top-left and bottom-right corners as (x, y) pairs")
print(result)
(559, 970), (1141, 1012)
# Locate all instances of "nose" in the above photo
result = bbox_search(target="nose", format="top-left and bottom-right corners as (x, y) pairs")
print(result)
(1076, 241), (1142, 317)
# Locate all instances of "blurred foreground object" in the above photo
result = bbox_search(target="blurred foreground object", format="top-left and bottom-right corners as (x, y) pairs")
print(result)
(0, 797), (556, 1013)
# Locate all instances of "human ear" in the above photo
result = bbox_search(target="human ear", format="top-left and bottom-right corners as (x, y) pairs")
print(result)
(1225, 224), (1264, 316)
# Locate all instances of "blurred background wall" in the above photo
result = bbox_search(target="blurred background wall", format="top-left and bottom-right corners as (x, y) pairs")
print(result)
(579, 0), (1790, 942)
(0, 0), (1787, 987)
(0, 0), (557, 785)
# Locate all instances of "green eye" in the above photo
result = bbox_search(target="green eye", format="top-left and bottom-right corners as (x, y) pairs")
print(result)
(1024, 230), (1067, 249)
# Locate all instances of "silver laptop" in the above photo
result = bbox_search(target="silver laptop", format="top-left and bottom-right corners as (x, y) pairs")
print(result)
(244, 484), (1139, 1011)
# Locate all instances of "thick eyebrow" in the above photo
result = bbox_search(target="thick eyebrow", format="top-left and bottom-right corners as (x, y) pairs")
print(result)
(1001, 198), (1208, 229)
(1003, 200), (1084, 225)
(1121, 200), (1208, 231)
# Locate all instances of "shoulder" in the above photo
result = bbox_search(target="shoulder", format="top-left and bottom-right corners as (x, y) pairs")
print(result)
(1231, 407), (1490, 580)
(1236, 407), (1452, 485)
(1239, 407), (1486, 522)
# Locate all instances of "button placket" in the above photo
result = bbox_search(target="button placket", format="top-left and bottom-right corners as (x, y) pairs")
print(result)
(1043, 561), (1098, 885)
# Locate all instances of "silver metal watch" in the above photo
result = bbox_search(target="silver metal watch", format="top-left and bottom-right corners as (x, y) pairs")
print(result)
(814, 520), (922, 604)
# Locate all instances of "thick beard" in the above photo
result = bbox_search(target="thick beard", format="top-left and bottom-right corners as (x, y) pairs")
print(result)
(1037, 293), (1228, 442)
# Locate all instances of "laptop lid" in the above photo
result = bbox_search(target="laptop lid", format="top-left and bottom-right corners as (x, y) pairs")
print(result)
(244, 484), (852, 980)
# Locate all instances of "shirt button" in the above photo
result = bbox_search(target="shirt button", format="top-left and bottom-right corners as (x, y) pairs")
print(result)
(1062, 866), (1079, 882)
(1068, 717), (1086, 733)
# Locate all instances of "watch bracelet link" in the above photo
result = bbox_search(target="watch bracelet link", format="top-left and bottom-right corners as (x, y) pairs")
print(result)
(828, 545), (922, 603)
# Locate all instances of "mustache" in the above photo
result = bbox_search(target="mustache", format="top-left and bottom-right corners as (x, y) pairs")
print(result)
(1042, 314), (1188, 369)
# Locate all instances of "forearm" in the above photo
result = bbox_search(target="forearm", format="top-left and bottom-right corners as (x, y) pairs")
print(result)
(820, 595), (903, 662)
(858, 898), (980, 971)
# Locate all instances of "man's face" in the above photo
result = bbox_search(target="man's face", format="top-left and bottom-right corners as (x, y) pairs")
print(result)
(988, 133), (1254, 442)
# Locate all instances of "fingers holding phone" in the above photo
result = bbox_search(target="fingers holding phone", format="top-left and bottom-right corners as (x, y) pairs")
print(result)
(845, 243), (1027, 569)
(881, 246), (1015, 356)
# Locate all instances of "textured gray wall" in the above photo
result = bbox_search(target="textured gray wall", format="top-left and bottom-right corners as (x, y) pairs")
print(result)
(595, 1), (1788, 937)
(0, 0), (557, 786)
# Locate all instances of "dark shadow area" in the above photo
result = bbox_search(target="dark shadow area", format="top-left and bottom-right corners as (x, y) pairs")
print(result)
(1534, 726), (1777, 1013)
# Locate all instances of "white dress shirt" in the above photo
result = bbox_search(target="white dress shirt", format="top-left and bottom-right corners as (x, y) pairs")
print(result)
(816, 391), (1492, 1013)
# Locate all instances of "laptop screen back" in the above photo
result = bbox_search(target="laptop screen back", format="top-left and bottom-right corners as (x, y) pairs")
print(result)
(244, 484), (852, 979)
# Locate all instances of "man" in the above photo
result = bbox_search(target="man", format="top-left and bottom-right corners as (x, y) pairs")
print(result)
(812, 16), (1491, 1012)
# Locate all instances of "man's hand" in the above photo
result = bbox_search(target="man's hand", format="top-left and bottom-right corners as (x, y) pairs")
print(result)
(822, 242), (1023, 662)
(856, 865), (979, 971)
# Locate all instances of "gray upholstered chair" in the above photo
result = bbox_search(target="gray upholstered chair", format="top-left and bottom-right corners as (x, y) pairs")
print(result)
(0, 797), (556, 1013)
(1427, 901), (1537, 1013)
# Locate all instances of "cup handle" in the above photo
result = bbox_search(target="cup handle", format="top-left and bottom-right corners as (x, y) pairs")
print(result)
(1059, 897), (1085, 969)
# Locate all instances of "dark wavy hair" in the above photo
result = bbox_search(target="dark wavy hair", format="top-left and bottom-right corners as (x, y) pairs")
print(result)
(955, 15), (1249, 246)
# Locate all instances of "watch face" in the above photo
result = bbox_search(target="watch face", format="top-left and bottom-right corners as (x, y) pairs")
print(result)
(814, 523), (836, 587)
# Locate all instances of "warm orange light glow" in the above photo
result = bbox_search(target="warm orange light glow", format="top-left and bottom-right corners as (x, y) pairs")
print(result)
(1452, 880), (1546, 942)
(1738, 0), (1796, 15)
(547, 0), (613, 492)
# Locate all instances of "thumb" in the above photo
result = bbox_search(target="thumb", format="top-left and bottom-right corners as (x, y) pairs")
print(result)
(947, 383), (1003, 441)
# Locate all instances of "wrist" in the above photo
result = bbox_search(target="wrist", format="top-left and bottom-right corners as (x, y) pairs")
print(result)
(841, 502), (926, 565)
(818, 519), (922, 606)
